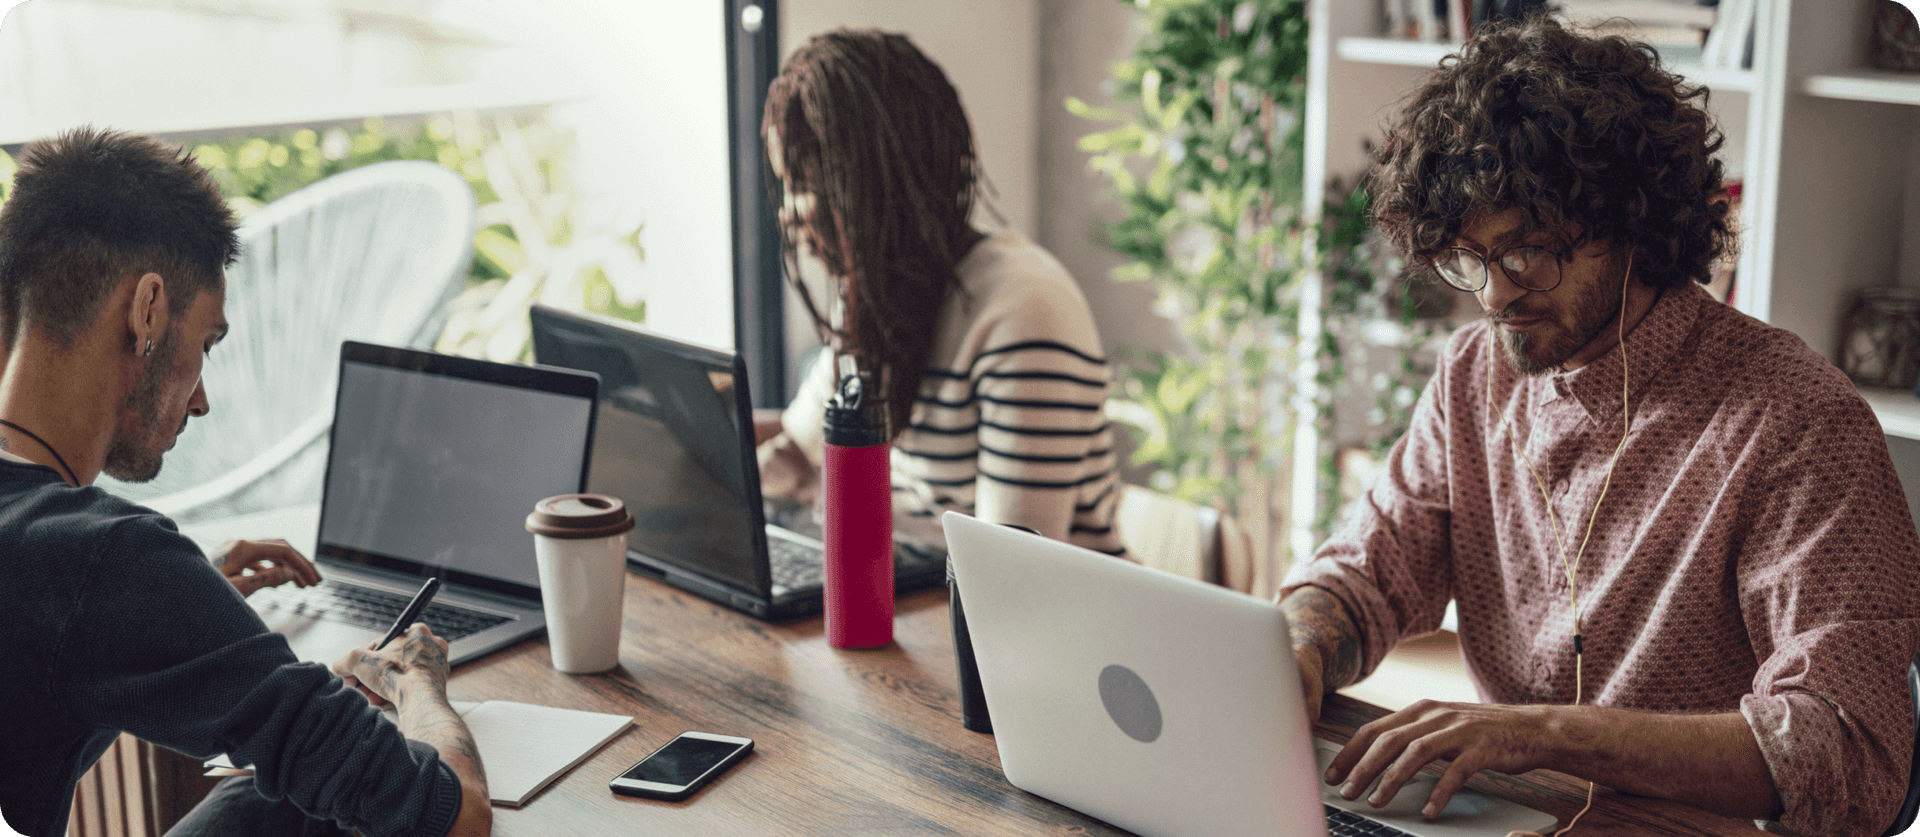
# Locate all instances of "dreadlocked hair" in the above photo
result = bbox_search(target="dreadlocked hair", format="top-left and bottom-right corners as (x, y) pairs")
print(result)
(1369, 14), (1734, 291)
(763, 29), (983, 439)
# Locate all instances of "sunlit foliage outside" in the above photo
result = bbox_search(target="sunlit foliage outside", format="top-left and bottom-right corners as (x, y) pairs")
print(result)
(0, 112), (646, 363)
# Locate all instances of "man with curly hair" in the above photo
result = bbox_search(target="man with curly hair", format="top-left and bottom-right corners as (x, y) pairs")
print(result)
(1280, 16), (1920, 835)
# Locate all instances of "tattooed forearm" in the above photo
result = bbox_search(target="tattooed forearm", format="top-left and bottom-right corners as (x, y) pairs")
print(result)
(1281, 585), (1365, 692)
(397, 681), (488, 790)
(410, 634), (450, 693)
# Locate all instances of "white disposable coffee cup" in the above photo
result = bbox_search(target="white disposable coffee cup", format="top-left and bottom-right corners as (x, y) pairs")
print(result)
(525, 494), (635, 674)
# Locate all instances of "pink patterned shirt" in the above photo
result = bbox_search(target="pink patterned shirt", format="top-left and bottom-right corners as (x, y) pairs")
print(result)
(1287, 282), (1920, 835)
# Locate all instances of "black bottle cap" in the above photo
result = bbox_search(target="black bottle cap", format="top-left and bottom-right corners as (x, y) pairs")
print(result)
(824, 373), (889, 448)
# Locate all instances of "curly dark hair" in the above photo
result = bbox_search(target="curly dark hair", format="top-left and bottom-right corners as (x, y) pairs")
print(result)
(1368, 14), (1734, 291)
(0, 127), (238, 349)
(762, 29), (982, 438)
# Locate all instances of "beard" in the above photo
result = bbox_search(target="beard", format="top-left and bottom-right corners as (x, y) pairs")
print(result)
(1492, 250), (1628, 375)
(102, 328), (182, 483)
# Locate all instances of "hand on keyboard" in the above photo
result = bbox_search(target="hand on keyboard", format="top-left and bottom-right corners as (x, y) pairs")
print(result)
(212, 538), (321, 598)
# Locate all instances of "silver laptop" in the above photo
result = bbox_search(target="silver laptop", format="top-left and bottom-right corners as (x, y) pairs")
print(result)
(942, 511), (1557, 837)
(246, 341), (599, 666)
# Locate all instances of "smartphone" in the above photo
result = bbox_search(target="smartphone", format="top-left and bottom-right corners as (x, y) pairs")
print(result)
(609, 731), (754, 801)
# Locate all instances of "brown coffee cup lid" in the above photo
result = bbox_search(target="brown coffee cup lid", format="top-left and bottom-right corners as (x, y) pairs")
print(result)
(526, 494), (635, 540)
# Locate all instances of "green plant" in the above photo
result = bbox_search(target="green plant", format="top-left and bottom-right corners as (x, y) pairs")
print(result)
(1313, 181), (1454, 530)
(1076, 0), (1309, 570)
(0, 115), (646, 362)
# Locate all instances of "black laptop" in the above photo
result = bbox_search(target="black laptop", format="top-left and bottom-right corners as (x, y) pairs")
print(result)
(246, 340), (599, 665)
(527, 304), (946, 621)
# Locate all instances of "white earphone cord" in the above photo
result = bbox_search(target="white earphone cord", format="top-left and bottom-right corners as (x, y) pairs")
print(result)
(1489, 250), (1634, 837)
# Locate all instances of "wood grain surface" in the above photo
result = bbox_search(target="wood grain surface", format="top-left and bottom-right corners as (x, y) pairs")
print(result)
(454, 572), (1767, 836)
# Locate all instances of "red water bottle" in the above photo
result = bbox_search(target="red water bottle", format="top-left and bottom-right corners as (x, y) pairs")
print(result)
(822, 370), (894, 648)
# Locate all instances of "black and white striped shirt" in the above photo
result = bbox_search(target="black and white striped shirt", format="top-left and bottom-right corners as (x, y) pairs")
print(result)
(784, 228), (1127, 557)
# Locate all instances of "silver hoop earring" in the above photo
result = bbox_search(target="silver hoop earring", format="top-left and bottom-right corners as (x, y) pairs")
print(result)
(142, 340), (153, 357)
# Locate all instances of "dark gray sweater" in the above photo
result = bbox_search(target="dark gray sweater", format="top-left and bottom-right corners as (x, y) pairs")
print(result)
(0, 460), (459, 837)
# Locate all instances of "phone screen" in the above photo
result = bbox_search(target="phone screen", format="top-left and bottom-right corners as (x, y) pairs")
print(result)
(619, 735), (747, 786)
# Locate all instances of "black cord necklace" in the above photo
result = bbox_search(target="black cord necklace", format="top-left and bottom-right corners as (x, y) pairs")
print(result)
(0, 418), (77, 485)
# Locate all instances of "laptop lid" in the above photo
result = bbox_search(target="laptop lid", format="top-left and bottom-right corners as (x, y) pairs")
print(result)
(525, 306), (777, 600)
(943, 512), (1556, 837)
(316, 341), (599, 601)
(944, 511), (1315, 837)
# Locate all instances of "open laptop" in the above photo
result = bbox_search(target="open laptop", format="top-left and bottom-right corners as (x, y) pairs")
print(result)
(245, 341), (599, 666)
(527, 304), (946, 621)
(943, 512), (1558, 837)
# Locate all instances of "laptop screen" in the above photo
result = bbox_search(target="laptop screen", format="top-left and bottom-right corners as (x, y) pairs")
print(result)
(528, 306), (769, 595)
(318, 342), (598, 597)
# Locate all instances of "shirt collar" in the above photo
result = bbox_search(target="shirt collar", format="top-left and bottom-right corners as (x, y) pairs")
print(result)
(1552, 282), (1705, 424)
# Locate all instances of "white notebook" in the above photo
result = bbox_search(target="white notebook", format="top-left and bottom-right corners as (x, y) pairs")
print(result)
(207, 700), (634, 807)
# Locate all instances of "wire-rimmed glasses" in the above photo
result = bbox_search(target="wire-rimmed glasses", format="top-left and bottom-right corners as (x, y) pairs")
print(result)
(1433, 242), (1564, 293)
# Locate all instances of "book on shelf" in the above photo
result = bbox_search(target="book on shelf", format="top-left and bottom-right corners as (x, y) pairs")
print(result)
(1740, 11), (1756, 69)
(1538, 2), (1713, 60)
(1413, 0), (1441, 43)
(1701, 0), (1756, 70)
(1571, 18), (1710, 48)
(1554, 0), (1716, 29)
(1382, 0), (1685, 45)
(1373, 0), (1744, 56)
(1387, 0), (1414, 41)
(1366, 0), (1739, 72)
(1383, 0), (1472, 42)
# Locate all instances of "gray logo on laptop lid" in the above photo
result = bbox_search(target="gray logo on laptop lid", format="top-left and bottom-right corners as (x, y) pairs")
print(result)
(1098, 664), (1162, 743)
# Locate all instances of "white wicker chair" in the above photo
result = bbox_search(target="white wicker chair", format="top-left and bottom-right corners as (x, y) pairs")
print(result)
(98, 160), (475, 523)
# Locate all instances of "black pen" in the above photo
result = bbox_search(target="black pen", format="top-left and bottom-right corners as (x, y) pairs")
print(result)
(375, 577), (441, 651)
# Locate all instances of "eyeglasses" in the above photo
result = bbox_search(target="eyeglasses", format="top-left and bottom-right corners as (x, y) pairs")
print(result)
(1433, 242), (1565, 293)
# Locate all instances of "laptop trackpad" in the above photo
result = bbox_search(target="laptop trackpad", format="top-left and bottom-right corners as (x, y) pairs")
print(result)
(1314, 744), (1558, 836)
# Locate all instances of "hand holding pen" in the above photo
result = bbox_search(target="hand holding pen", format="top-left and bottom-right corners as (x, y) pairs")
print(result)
(376, 577), (441, 650)
(331, 577), (452, 707)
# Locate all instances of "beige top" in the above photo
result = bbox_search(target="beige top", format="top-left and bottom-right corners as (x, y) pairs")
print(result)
(783, 227), (1126, 557)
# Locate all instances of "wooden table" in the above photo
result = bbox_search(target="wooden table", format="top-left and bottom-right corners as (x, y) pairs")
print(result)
(447, 571), (1769, 836)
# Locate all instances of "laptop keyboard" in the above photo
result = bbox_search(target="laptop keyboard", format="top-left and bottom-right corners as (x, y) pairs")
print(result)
(1325, 804), (1416, 837)
(766, 530), (946, 594)
(251, 581), (511, 642)
(767, 535), (824, 592)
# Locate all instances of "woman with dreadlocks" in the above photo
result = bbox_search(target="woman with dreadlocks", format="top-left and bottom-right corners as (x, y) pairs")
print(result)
(755, 29), (1126, 558)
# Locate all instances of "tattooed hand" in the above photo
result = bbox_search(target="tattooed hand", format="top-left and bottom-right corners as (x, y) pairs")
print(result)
(331, 623), (492, 830)
(330, 623), (451, 708)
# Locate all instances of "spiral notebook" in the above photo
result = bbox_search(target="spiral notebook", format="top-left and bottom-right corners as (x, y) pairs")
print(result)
(207, 700), (633, 807)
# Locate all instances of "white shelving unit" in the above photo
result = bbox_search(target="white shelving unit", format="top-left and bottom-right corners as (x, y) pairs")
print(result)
(1332, 36), (1454, 67)
(1334, 35), (1759, 91)
(1802, 70), (1920, 106)
(1745, 0), (1920, 445)
(1295, 0), (1920, 548)
(1859, 387), (1920, 440)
